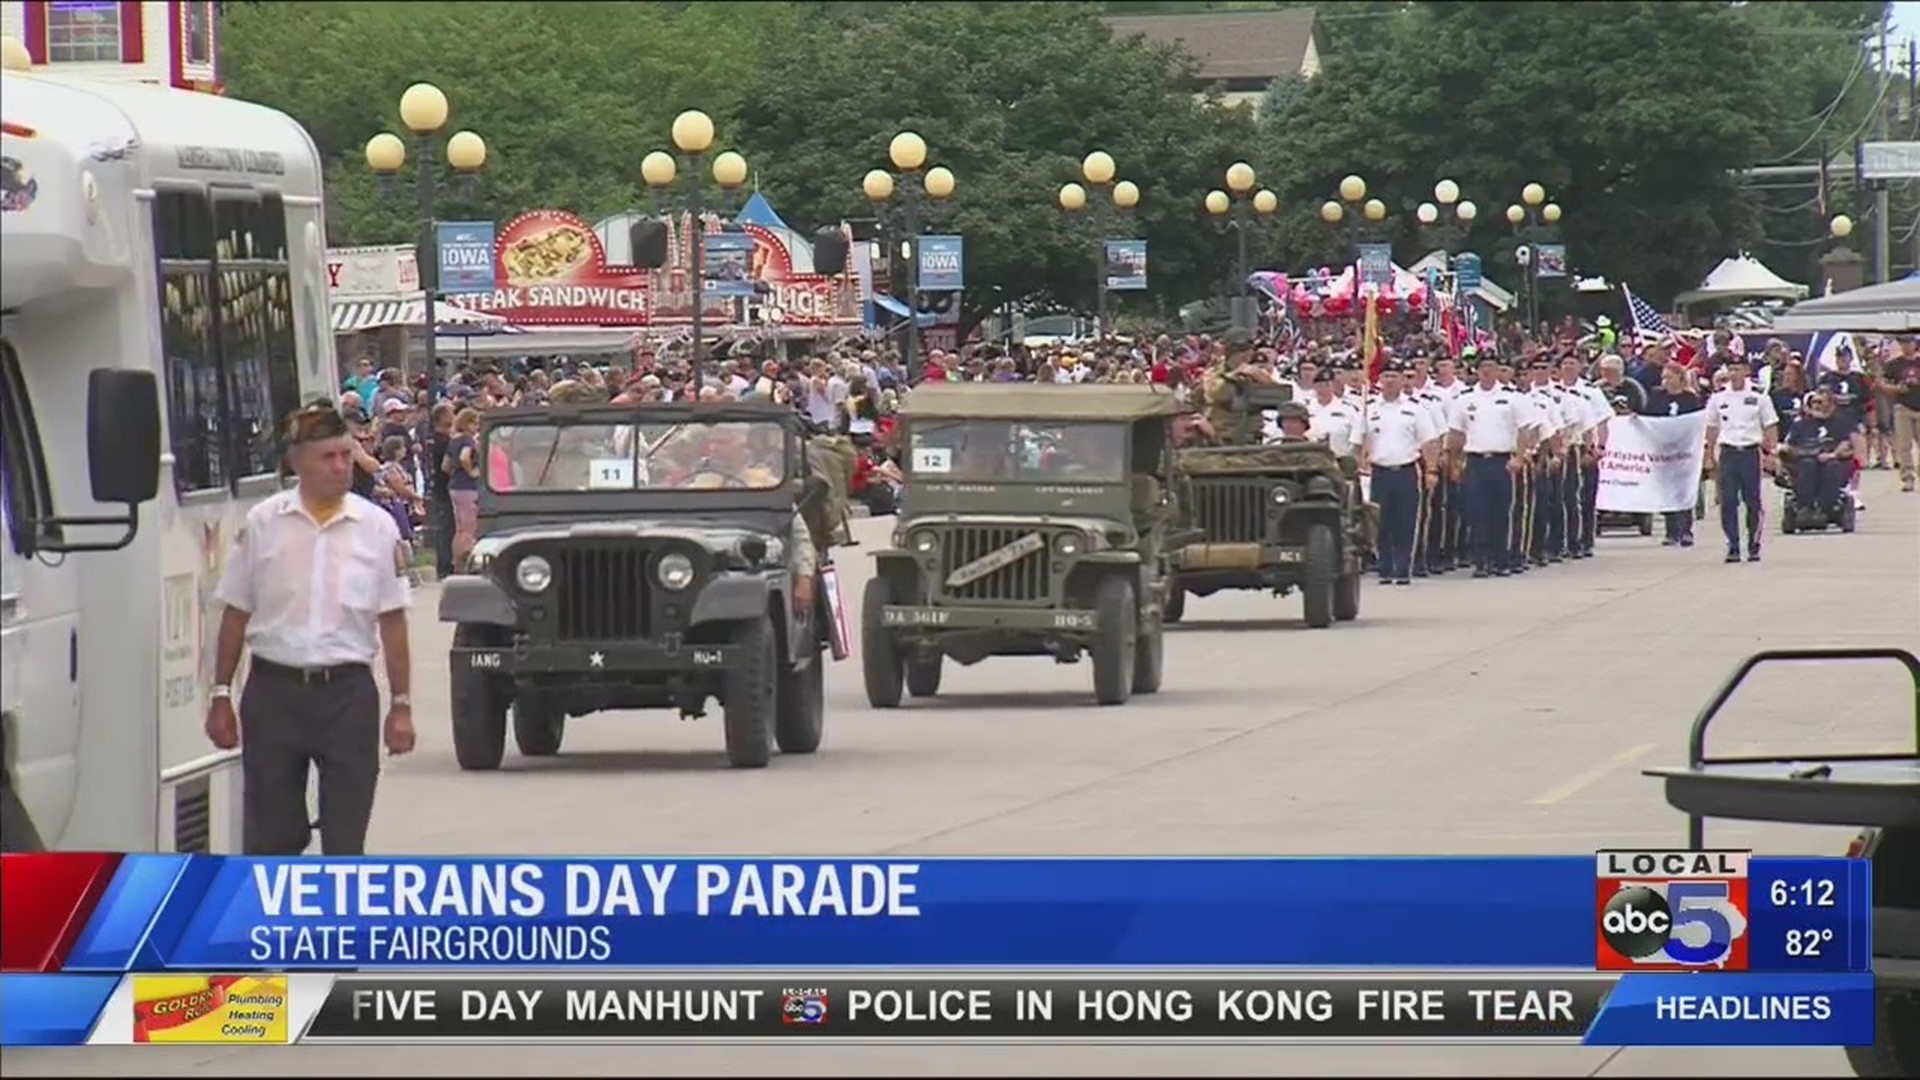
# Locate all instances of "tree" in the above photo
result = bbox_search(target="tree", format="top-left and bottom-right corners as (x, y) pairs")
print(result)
(222, 2), (787, 251)
(729, 2), (1258, 333)
(1249, 2), (1776, 305)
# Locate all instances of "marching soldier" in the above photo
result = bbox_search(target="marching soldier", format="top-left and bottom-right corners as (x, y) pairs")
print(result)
(1448, 355), (1538, 578)
(206, 401), (416, 855)
(1705, 354), (1780, 563)
(1555, 353), (1608, 559)
(1406, 353), (1453, 576)
(1306, 368), (1363, 456)
(1363, 360), (1442, 585)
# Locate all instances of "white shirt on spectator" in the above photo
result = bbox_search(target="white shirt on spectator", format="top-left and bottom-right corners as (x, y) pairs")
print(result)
(214, 490), (409, 669)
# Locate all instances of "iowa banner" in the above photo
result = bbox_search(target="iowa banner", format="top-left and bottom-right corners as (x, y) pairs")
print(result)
(1596, 413), (1709, 514)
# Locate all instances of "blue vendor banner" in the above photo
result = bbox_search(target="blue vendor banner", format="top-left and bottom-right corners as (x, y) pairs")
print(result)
(918, 235), (964, 292)
(1104, 240), (1148, 291)
(703, 233), (756, 298)
(436, 222), (496, 294)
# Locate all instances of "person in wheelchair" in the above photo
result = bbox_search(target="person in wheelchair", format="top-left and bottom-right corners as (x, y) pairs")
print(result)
(1778, 388), (1857, 530)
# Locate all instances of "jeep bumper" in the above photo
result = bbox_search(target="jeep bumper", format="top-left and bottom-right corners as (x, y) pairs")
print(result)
(880, 605), (1098, 633)
(453, 641), (736, 675)
(1171, 542), (1305, 571)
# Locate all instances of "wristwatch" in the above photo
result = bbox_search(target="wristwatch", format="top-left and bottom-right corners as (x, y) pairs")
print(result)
(391, 694), (412, 709)
(211, 685), (233, 702)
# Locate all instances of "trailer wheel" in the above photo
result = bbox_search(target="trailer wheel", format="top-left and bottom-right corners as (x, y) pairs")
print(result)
(1845, 989), (1920, 1078)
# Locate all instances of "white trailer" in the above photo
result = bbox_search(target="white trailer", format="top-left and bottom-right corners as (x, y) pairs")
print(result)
(1, 67), (337, 852)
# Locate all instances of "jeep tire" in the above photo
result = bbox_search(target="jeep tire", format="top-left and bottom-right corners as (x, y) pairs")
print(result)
(450, 625), (510, 771)
(1091, 576), (1137, 706)
(775, 646), (825, 755)
(906, 654), (943, 698)
(1302, 524), (1337, 629)
(511, 697), (565, 758)
(1162, 581), (1186, 624)
(1333, 569), (1361, 622)
(1132, 615), (1163, 695)
(861, 576), (904, 708)
(722, 618), (776, 769)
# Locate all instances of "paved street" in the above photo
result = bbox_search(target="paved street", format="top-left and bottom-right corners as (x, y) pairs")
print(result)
(14, 472), (1919, 1077)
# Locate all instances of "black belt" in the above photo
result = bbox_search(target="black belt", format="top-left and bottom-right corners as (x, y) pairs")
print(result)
(1373, 462), (1416, 471)
(251, 658), (371, 685)
(1467, 451), (1511, 459)
(1720, 444), (1761, 452)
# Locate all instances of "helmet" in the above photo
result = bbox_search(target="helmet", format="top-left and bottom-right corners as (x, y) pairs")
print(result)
(1276, 401), (1310, 423)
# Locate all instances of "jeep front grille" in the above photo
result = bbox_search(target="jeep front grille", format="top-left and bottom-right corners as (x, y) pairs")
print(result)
(553, 545), (652, 641)
(934, 525), (1055, 605)
(1191, 478), (1272, 544)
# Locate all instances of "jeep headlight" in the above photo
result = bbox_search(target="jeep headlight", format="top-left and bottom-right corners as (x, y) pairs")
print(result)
(912, 530), (938, 554)
(657, 552), (696, 591)
(515, 555), (553, 593)
(1055, 533), (1083, 557)
(1271, 485), (1292, 505)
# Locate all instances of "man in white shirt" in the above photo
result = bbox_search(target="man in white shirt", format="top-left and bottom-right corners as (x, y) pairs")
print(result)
(207, 401), (415, 855)
(1448, 355), (1539, 577)
(1364, 359), (1441, 585)
(1306, 368), (1363, 456)
(1705, 354), (1780, 562)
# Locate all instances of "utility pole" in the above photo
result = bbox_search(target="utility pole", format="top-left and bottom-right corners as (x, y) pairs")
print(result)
(1873, 15), (1891, 284)
(1910, 37), (1918, 276)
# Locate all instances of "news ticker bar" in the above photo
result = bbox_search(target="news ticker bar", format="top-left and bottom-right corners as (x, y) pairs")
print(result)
(302, 974), (1610, 1041)
(3, 971), (1875, 1047)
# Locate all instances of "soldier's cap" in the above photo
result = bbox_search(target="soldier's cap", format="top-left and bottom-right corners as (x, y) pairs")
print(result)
(285, 400), (351, 445)
(1312, 367), (1336, 384)
(1528, 356), (1551, 370)
(1276, 401), (1311, 422)
(1381, 358), (1410, 375)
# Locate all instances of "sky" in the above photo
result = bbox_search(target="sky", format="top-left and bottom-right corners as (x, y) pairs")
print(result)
(1894, 2), (1918, 44)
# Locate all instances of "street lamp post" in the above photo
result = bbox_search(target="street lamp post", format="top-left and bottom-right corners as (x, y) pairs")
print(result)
(643, 109), (748, 397)
(1204, 161), (1277, 329)
(1505, 182), (1564, 332)
(1058, 150), (1140, 339)
(365, 82), (487, 388)
(864, 131), (956, 383)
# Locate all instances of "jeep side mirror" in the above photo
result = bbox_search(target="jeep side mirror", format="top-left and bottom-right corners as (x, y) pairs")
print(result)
(30, 369), (161, 556)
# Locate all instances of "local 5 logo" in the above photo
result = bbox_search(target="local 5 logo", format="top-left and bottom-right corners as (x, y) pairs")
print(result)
(1596, 881), (1750, 970)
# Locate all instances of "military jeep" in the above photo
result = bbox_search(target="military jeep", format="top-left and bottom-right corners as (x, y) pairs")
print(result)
(863, 384), (1184, 707)
(1170, 383), (1370, 628)
(438, 402), (840, 771)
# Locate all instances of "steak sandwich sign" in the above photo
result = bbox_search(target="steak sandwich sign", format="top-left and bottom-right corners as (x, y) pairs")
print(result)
(462, 210), (652, 325)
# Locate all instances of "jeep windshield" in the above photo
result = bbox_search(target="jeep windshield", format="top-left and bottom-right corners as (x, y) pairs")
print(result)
(908, 421), (1126, 484)
(483, 419), (790, 492)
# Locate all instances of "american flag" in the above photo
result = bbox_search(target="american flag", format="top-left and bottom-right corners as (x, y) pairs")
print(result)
(1622, 284), (1677, 347)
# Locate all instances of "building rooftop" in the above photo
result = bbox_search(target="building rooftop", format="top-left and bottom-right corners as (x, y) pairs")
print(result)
(1104, 8), (1322, 83)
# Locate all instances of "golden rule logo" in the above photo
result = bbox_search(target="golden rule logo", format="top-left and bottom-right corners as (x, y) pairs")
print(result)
(131, 974), (290, 1044)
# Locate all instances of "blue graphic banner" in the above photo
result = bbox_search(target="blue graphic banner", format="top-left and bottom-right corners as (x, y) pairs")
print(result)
(1358, 243), (1393, 287)
(436, 221), (496, 294)
(918, 235), (964, 292)
(702, 233), (756, 297)
(1585, 972), (1874, 1046)
(1104, 239), (1147, 291)
(1455, 252), (1483, 293)
(34, 856), (1867, 972)
(1536, 242), (1568, 279)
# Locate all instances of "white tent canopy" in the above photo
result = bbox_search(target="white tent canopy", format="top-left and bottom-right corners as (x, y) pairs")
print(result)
(1675, 255), (1808, 307)
(1769, 276), (1920, 333)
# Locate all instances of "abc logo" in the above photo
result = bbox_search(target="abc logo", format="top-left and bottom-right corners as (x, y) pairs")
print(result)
(1601, 887), (1673, 959)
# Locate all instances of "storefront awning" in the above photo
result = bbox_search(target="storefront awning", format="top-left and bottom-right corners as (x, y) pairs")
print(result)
(331, 297), (509, 333)
(869, 294), (937, 327)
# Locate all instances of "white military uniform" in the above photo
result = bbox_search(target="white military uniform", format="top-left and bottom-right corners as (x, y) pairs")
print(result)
(1451, 384), (1531, 452)
(1707, 382), (1779, 446)
(1366, 394), (1441, 467)
(1307, 394), (1363, 456)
